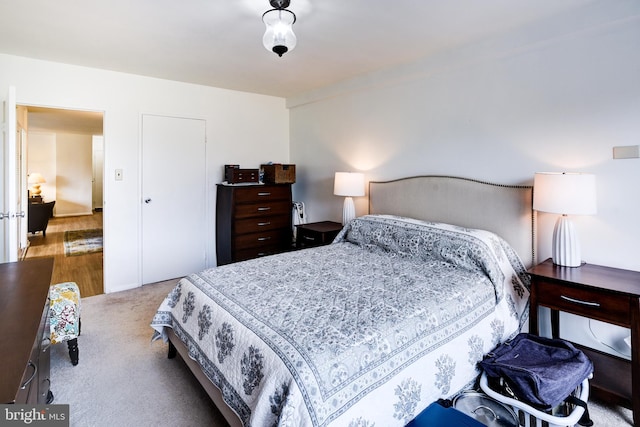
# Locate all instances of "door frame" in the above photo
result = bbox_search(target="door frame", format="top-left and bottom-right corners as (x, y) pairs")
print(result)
(20, 102), (106, 293)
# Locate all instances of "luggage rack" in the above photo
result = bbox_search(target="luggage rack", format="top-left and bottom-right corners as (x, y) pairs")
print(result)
(479, 372), (591, 427)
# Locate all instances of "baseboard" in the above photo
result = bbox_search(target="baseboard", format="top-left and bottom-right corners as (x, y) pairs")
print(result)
(54, 211), (94, 218)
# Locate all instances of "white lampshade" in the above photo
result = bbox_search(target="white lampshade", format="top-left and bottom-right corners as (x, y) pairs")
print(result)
(333, 172), (365, 197)
(533, 172), (597, 267)
(334, 172), (365, 225)
(533, 172), (597, 215)
(262, 8), (296, 57)
(28, 172), (46, 185)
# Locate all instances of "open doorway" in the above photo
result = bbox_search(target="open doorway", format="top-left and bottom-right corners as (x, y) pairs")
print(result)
(23, 106), (105, 297)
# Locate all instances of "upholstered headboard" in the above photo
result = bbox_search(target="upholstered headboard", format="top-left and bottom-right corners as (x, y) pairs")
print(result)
(369, 176), (536, 268)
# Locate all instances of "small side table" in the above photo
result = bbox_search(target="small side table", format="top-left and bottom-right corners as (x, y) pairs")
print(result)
(528, 258), (640, 427)
(295, 221), (343, 249)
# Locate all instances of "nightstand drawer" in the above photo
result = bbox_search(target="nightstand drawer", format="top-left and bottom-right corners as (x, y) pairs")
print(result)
(534, 279), (631, 326)
(295, 221), (343, 249)
(297, 227), (339, 247)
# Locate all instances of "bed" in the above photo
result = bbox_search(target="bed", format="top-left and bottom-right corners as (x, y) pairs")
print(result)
(151, 175), (536, 427)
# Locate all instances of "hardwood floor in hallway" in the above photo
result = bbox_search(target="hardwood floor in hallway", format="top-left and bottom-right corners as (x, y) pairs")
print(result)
(26, 211), (103, 297)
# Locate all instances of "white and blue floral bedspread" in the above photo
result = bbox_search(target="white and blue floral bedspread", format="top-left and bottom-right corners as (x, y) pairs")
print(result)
(151, 214), (530, 427)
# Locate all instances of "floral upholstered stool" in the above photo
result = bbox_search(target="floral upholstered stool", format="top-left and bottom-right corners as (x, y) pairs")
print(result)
(50, 282), (81, 366)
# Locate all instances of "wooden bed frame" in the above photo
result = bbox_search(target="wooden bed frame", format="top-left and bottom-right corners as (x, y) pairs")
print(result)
(167, 175), (536, 427)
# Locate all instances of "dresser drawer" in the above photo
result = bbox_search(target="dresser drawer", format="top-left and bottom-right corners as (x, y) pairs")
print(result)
(233, 185), (291, 203)
(534, 279), (631, 326)
(233, 244), (284, 262)
(234, 201), (291, 219)
(233, 229), (290, 249)
(235, 216), (290, 234)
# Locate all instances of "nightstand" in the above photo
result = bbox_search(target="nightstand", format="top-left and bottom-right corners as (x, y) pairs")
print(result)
(528, 259), (640, 426)
(295, 221), (343, 249)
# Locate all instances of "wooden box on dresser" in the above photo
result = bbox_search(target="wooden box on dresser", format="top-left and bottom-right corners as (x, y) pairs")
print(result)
(1, 258), (54, 404)
(216, 183), (292, 265)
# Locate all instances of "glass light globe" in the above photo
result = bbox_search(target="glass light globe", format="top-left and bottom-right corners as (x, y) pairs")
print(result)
(262, 8), (296, 57)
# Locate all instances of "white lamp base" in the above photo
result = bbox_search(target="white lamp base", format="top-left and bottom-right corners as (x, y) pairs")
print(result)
(342, 196), (356, 225)
(551, 215), (582, 267)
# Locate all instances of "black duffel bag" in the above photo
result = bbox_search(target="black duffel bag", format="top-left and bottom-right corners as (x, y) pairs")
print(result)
(480, 333), (593, 424)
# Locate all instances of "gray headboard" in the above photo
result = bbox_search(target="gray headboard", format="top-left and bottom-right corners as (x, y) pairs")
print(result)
(368, 176), (536, 268)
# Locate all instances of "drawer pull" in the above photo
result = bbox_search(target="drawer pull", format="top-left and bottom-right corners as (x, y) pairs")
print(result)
(303, 236), (316, 241)
(257, 192), (271, 196)
(560, 295), (601, 307)
(21, 361), (37, 389)
(42, 336), (51, 352)
(258, 222), (271, 226)
(258, 236), (272, 241)
(257, 207), (271, 211)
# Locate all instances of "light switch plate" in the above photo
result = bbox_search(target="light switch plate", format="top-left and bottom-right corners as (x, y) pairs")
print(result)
(115, 169), (123, 181)
(613, 145), (640, 159)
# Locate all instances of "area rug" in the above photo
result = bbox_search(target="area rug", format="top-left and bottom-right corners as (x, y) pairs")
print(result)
(63, 228), (103, 256)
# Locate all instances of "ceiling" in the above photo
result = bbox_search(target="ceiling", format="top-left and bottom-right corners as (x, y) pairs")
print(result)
(0, 0), (600, 99)
(27, 107), (104, 135)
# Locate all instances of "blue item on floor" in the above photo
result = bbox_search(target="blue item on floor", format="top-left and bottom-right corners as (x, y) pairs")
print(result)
(406, 401), (485, 427)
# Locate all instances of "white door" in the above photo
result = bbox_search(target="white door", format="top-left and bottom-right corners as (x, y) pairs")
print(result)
(1, 86), (22, 263)
(141, 114), (206, 284)
(17, 127), (28, 257)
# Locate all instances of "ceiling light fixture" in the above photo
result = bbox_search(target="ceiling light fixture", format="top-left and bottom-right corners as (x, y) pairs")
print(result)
(262, 0), (297, 57)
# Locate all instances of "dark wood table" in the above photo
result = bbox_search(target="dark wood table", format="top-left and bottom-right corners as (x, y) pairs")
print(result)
(528, 258), (640, 426)
(295, 221), (343, 249)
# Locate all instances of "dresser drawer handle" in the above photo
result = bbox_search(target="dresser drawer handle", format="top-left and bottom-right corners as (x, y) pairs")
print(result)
(21, 361), (37, 389)
(257, 207), (271, 211)
(258, 222), (271, 226)
(258, 236), (272, 241)
(560, 295), (601, 307)
(257, 192), (271, 196)
(302, 235), (316, 241)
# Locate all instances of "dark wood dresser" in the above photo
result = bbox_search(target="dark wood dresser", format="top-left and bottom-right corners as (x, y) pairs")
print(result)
(216, 183), (292, 265)
(1, 258), (54, 404)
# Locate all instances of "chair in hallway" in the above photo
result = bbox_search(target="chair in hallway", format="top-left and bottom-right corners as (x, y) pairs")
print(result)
(28, 200), (55, 237)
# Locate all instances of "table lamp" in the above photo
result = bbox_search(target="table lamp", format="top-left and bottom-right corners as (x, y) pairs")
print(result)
(533, 172), (597, 267)
(28, 172), (46, 197)
(334, 172), (364, 225)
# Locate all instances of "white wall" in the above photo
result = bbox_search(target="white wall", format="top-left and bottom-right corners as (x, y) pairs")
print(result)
(55, 132), (93, 216)
(27, 131), (56, 204)
(28, 130), (101, 216)
(1, 53), (289, 293)
(289, 7), (640, 271)
(288, 6), (639, 355)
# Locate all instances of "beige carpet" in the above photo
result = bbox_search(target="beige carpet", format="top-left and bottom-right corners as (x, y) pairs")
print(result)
(50, 279), (633, 427)
(50, 279), (228, 427)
